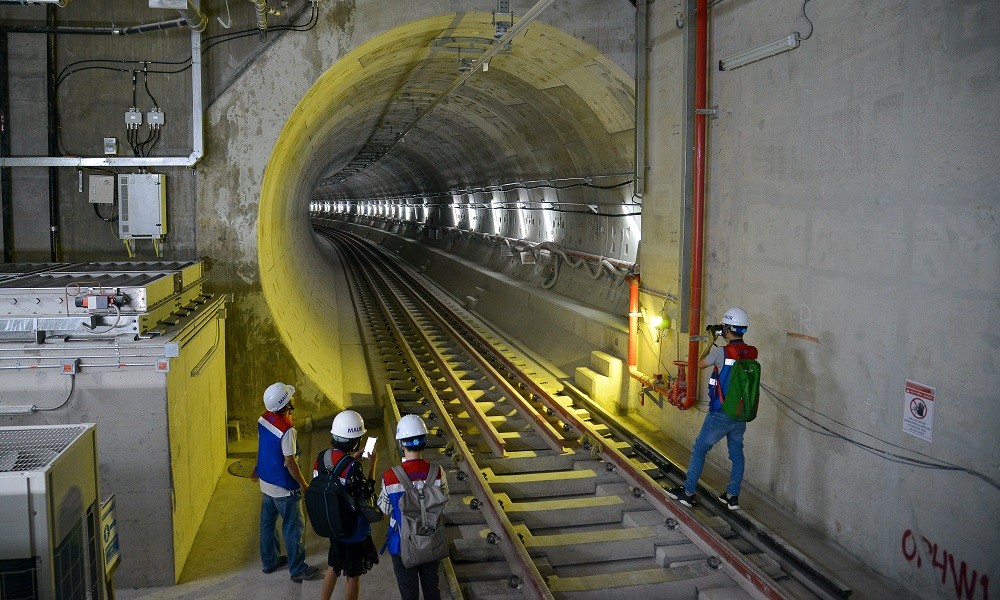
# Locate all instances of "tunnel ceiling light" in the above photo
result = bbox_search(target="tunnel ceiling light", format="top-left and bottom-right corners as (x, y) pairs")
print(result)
(719, 33), (800, 71)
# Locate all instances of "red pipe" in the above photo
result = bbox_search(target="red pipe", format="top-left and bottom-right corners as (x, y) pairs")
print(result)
(679, 0), (710, 410)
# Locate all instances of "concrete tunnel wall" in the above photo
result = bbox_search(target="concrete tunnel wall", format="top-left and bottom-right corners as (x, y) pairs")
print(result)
(197, 2), (637, 426)
(248, 3), (1000, 598)
(1, 0), (996, 596)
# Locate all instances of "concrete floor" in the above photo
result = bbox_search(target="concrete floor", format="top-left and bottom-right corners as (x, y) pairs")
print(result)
(614, 411), (909, 600)
(114, 426), (405, 600)
(112, 414), (906, 600)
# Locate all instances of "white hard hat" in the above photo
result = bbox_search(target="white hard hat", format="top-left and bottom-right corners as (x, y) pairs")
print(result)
(331, 410), (366, 441)
(395, 414), (429, 440)
(263, 382), (295, 412)
(721, 307), (749, 328)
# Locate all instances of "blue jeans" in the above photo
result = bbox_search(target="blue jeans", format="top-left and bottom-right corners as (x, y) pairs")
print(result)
(684, 411), (746, 497)
(260, 491), (306, 576)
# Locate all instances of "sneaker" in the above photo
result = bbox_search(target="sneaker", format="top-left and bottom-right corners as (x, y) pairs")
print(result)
(290, 565), (320, 582)
(666, 486), (695, 507)
(262, 555), (287, 574)
(719, 491), (740, 510)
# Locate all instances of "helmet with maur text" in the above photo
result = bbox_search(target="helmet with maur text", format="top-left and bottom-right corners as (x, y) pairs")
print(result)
(721, 307), (749, 331)
(396, 414), (429, 449)
(331, 410), (366, 442)
(263, 382), (295, 412)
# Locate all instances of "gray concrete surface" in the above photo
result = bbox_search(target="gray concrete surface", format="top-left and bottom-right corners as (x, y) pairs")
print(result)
(1, 0), (996, 598)
(114, 428), (402, 600)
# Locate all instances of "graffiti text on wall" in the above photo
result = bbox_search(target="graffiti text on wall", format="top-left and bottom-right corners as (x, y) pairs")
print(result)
(902, 530), (990, 600)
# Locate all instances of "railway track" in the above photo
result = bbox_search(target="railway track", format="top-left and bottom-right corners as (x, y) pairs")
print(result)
(319, 225), (850, 600)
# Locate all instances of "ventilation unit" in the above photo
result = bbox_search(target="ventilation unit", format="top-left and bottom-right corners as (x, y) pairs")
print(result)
(118, 173), (167, 240)
(0, 424), (106, 600)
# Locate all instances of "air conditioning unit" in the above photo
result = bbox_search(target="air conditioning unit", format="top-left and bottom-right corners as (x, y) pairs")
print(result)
(118, 173), (167, 239)
(0, 424), (106, 600)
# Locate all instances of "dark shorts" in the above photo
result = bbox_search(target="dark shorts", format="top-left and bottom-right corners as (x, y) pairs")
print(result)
(327, 536), (378, 577)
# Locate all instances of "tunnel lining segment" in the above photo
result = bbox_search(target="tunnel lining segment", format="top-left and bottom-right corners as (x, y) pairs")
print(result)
(258, 14), (635, 406)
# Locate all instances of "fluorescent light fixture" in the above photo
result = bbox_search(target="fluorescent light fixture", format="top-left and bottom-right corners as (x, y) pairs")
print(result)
(719, 33), (800, 71)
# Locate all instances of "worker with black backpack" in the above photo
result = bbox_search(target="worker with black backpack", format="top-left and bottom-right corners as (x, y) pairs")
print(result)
(377, 414), (450, 600)
(308, 410), (380, 600)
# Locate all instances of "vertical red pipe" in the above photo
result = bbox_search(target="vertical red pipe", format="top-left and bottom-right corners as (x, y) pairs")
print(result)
(684, 0), (709, 409)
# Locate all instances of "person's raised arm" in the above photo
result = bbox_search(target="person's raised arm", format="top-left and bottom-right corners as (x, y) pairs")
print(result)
(698, 333), (718, 368)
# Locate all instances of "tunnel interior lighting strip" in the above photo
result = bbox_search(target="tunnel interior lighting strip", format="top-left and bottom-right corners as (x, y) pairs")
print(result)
(718, 33), (799, 71)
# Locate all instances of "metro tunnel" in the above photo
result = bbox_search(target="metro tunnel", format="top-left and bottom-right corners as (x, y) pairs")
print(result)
(0, 1), (997, 599)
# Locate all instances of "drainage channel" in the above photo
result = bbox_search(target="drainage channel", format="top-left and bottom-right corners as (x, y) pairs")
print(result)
(321, 226), (826, 600)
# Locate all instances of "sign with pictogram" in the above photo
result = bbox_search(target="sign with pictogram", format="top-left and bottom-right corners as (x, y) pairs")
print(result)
(101, 495), (121, 579)
(902, 379), (934, 442)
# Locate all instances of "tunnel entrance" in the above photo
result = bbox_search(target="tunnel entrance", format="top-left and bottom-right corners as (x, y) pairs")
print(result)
(258, 13), (636, 406)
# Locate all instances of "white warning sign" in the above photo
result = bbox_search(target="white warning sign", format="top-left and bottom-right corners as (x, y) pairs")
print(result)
(902, 379), (934, 443)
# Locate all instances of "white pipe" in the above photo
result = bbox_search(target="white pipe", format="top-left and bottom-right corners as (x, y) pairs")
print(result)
(0, 24), (204, 167)
(0, 0), (71, 5)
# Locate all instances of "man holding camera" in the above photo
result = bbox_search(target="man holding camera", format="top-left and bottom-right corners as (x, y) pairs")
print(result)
(667, 307), (756, 510)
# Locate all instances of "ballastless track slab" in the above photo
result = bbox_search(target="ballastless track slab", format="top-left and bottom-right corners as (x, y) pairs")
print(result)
(320, 226), (846, 600)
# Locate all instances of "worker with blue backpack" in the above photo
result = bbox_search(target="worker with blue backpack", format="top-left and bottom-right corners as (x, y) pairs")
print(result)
(668, 307), (761, 510)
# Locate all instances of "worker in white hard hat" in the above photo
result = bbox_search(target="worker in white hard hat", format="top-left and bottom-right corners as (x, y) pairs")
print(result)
(256, 382), (320, 582)
(316, 410), (379, 600)
(667, 307), (758, 511)
(377, 414), (449, 600)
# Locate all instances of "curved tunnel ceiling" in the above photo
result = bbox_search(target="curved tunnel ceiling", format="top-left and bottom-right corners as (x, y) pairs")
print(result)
(258, 13), (636, 408)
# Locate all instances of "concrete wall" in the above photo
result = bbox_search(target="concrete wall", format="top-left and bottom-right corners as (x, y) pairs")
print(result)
(0, 310), (227, 586)
(0, 3), (198, 262)
(637, 0), (1000, 597)
(198, 1), (638, 427)
(166, 317), (228, 582)
(4, 0), (997, 596)
(2, 369), (176, 586)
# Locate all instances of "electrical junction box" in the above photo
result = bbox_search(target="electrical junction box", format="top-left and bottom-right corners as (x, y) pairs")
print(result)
(118, 174), (167, 239)
(89, 174), (115, 204)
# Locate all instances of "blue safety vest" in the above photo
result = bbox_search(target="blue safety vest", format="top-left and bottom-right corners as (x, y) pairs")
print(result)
(257, 411), (299, 491)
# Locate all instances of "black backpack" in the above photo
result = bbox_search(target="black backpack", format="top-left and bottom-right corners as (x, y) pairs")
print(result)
(305, 450), (358, 540)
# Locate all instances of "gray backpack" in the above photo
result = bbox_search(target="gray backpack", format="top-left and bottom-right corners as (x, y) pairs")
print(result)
(392, 463), (449, 568)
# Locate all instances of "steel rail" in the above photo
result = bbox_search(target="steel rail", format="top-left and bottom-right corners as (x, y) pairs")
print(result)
(444, 322), (792, 599)
(324, 227), (795, 598)
(394, 309), (509, 457)
(356, 247), (509, 457)
(360, 243), (567, 453)
(338, 237), (555, 600)
(561, 381), (852, 599)
(342, 231), (794, 600)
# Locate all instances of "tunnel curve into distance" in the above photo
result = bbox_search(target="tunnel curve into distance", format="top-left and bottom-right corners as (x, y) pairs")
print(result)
(258, 13), (635, 406)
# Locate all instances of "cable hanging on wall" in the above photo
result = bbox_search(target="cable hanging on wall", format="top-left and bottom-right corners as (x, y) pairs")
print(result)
(761, 382), (999, 490)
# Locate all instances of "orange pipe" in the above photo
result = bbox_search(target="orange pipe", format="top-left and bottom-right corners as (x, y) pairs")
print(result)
(626, 275), (672, 398)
